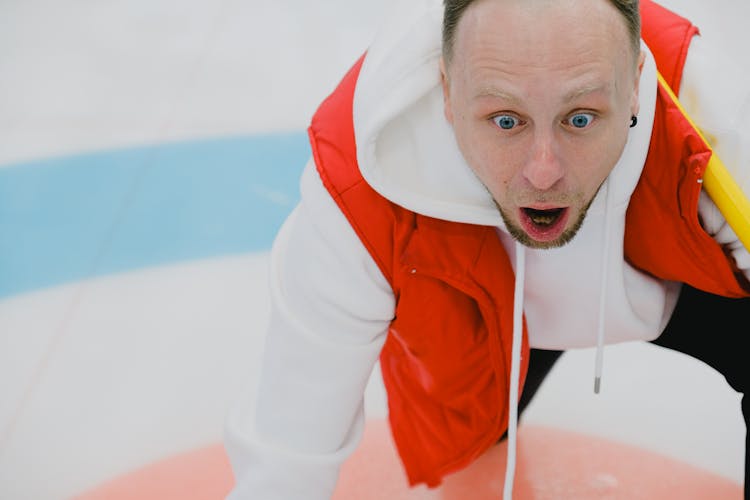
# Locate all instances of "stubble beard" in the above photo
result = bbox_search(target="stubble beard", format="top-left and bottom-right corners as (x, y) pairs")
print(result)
(494, 196), (594, 250)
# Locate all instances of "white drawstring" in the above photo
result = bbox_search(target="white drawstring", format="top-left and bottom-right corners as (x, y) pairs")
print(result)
(503, 241), (526, 499)
(504, 176), (612, 497)
(594, 180), (613, 394)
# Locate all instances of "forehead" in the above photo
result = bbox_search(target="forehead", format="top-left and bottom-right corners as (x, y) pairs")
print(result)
(450, 0), (632, 84)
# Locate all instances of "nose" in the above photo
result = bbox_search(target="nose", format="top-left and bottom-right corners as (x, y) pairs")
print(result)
(522, 130), (564, 190)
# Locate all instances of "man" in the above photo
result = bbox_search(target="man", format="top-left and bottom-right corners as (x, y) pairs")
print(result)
(225, 0), (749, 498)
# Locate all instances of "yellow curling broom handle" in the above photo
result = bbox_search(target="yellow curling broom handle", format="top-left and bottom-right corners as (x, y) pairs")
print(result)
(657, 72), (750, 252)
(703, 157), (750, 252)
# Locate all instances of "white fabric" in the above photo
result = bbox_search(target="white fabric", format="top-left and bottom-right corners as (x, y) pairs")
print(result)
(682, 36), (750, 268)
(504, 241), (526, 499)
(225, 1), (750, 498)
(224, 164), (393, 499)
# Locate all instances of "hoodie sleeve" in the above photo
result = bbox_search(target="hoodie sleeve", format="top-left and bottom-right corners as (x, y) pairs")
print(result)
(223, 160), (394, 499)
(681, 33), (750, 277)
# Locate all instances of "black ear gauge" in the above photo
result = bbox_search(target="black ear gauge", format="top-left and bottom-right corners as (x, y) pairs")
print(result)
(630, 115), (638, 128)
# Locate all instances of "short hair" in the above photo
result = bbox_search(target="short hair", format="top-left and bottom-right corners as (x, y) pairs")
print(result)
(442, 0), (641, 67)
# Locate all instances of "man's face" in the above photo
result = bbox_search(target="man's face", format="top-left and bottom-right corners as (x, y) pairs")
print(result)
(441, 0), (644, 249)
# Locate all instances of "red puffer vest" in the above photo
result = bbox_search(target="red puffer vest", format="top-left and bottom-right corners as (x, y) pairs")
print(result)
(308, 0), (749, 488)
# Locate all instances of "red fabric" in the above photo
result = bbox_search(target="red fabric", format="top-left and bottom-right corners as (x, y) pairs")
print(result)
(308, 0), (749, 488)
(627, 0), (750, 297)
(381, 215), (529, 486)
(311, 57), (530, 487)
(640, 0), (700, 93)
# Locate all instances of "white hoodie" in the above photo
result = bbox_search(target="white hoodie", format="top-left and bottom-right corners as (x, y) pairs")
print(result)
(224, 1), (750, 498)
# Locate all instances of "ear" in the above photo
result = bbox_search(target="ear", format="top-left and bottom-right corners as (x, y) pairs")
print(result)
(630, 49), (646, 117)
(440, 57), (454, 124)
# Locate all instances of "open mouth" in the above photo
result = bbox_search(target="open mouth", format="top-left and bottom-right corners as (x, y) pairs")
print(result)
(519, 207), (568, 242)
(523, 207), (565, 227)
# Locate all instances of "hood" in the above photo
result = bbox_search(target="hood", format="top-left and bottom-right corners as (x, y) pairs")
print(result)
(353, 0), (658, 231)
(353, 0), (499, 225)
(352, 0), (672, 350)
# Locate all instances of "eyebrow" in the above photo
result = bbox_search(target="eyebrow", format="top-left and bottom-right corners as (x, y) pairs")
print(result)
(475, 83), (609, 104)
(562, 83), (609, 103)
(474, 87), (520, 104)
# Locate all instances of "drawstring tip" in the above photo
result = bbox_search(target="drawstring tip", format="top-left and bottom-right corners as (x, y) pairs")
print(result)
(594, 376), (601, 394)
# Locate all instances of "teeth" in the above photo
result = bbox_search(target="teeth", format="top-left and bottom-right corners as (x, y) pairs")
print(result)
(530, 213), (556, 225)
(526, 208), (562, 227)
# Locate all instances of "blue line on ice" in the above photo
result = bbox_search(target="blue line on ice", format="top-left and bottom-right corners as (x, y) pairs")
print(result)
(0, 132), (309, 299)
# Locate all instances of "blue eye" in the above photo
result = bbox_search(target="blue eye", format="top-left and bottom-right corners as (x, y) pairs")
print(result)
(493, 115), (519, 130)
(569, 113), (594, 128)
